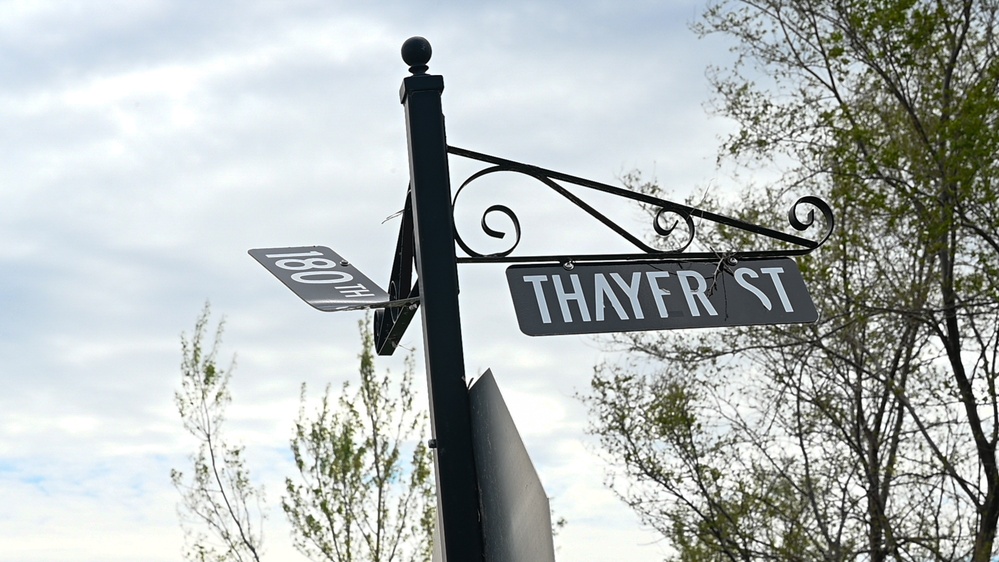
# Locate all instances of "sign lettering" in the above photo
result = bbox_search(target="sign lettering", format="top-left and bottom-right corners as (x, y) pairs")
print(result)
(506, 258), (817, 336)
(249, 246), (390, 312)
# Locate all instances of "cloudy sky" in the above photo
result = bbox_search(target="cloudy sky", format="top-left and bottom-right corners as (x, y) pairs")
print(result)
(0, 1), (744, 560)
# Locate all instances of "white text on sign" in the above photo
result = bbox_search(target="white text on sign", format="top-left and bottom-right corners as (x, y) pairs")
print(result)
(264, 250), (378, 299)
(249, 246), (390, 312)
(505, 259), (817, 336)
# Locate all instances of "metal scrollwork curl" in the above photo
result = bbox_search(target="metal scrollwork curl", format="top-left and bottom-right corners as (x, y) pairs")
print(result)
(452, 166), (524, 258)
(652, 206), (696, 254)
(453, 162), (684, 259)
(788, 195), (835, 249)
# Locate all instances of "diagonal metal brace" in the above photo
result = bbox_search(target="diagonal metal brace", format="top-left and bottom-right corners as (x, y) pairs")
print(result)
(374, 186), (421, 355)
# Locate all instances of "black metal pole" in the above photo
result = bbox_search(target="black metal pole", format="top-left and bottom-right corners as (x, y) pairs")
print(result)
(399, 37), (484, 561)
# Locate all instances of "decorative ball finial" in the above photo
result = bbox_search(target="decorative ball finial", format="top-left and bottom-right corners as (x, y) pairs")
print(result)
(401, 36), (432, 75)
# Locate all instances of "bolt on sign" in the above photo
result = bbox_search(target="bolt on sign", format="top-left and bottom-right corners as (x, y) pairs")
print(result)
(506, 258), (817, 336)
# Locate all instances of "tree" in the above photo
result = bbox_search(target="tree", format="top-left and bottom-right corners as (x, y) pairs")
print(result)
(173, 310), (434, 562)
(172, 304), (265, 562)
(282, 316), (435, 562)
(586, 1), (999, 561)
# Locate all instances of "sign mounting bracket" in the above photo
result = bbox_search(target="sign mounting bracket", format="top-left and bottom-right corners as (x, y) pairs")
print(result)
(374, 186), (421, 356)
(447, 145), (835, 265)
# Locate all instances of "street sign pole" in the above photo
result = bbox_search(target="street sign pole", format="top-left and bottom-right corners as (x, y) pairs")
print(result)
(400, 37), (485, 561)
(251, 35), (834, 562)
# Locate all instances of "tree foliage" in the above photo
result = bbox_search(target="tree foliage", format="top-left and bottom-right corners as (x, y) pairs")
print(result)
(172, 304), (265, 562)
(587, 1), (999, 561)
(282, 316), (435, 562)
(173, 310), (434, 562)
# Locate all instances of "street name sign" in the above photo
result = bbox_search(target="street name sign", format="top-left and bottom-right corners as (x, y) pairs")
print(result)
(249, 246), (396, 312)
(507, 258), (817, 336)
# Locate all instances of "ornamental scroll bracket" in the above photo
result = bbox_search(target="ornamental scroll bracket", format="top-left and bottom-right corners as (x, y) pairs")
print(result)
(447, 145), (834, 265)
(375, 145), (835, 355)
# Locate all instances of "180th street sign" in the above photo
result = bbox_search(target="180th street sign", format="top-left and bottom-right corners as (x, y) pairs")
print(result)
(507, 258), (817, 336)
(249, 246), (391, 312)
